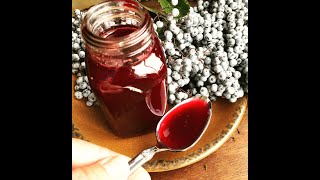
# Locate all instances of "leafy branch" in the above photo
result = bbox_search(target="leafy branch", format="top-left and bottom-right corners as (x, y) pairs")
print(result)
(158, 0), (190, 18)
(137, 0), (190, 19)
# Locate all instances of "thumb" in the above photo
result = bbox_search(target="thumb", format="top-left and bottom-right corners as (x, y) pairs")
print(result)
(72, 156), (130, 180)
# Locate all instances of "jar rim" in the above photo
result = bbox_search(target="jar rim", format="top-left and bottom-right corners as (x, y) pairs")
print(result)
(81, 0), (151, 49)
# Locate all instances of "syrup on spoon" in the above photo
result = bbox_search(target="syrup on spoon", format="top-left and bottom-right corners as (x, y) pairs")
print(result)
(128, 95), (212, 174)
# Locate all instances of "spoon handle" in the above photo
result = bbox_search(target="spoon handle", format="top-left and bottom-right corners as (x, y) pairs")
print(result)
(128, 146), (160, 175)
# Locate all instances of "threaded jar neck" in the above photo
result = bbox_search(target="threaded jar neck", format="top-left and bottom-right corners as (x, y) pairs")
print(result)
(81, 0), (154, 62)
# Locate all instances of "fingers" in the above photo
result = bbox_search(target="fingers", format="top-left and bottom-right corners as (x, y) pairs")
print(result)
(128, 167), (151, 180)
(72, 138), (119, 169)
(114, 156), (151, 180)
(72, 138), (151, 180)
(72, 156), (130, 180)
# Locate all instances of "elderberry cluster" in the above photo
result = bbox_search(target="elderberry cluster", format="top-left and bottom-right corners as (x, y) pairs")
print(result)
(72, 9), (98, 106)
(154, 0), (248, 104)
(72, 0), (248, 107)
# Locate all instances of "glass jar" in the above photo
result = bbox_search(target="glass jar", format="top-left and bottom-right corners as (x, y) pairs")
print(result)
(81, 0), (167, 138)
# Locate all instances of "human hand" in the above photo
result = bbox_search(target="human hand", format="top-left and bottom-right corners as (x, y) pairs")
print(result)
(72, 138), (151, 180)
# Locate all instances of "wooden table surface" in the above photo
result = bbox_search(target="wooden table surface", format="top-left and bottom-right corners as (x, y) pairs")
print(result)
(72, 1), (248, 179)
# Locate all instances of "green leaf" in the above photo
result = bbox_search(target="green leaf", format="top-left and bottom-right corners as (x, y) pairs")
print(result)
(138, 2), (162, 15)
(157, 0), (190, 18)
(156, 27), (165, 40)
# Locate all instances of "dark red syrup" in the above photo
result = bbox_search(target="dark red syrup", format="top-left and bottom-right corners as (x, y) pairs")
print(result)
(157, 98), (211, 150)
(85, 24), (167, 137)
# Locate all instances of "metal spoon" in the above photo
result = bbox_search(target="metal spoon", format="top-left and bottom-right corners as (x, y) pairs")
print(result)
(128, 95), (212, 175)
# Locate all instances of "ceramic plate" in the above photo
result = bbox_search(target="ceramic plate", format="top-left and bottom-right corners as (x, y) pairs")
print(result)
(72, 76), (247, 172)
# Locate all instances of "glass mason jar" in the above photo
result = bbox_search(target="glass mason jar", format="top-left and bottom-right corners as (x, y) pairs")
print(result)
(81, 0), (167, 138)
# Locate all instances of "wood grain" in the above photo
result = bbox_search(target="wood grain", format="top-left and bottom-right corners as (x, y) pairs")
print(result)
(72, 0), (248, 179)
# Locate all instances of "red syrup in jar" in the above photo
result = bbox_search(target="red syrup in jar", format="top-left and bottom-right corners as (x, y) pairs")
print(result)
(85, 25), (167, 138)
(157, 98), (211, 150)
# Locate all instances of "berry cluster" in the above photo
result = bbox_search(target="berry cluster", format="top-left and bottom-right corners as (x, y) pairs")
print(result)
(72, 9), (98, 106)
(154, 0), (248, 104)
(72, 0), (248, 107)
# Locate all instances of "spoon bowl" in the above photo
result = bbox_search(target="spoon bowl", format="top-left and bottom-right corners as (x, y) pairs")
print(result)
(128, 95), (212, 174)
